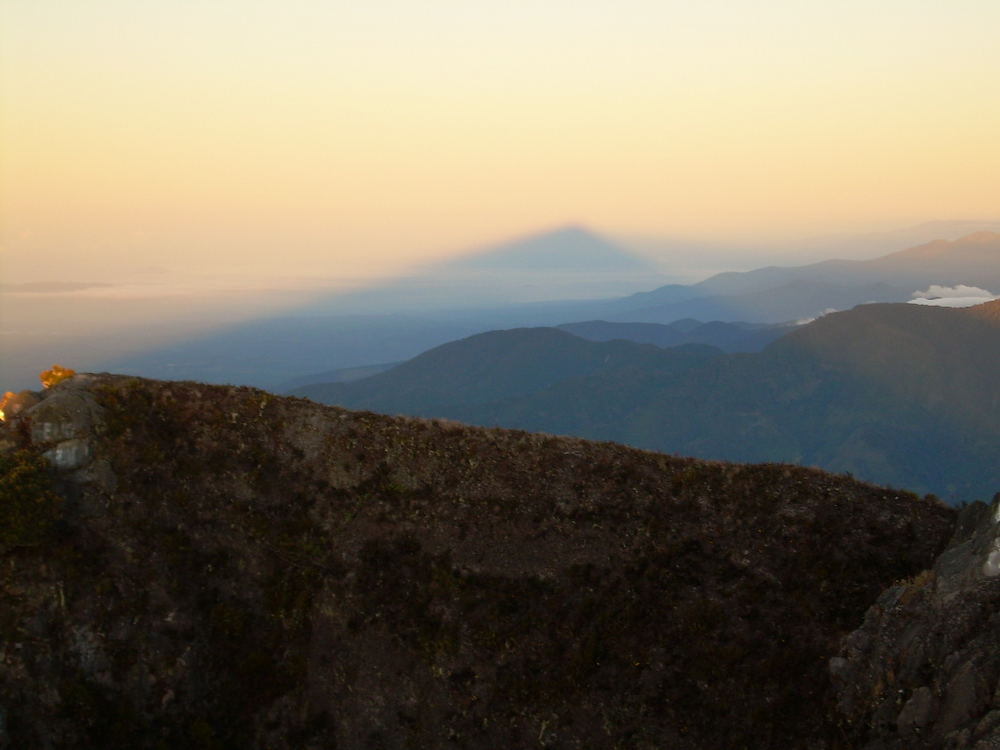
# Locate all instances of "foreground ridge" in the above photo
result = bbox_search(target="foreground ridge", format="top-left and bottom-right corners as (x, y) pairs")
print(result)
(0, 373), (958, 748)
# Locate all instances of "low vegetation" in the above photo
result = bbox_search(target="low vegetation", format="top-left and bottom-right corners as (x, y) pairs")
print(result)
(0, 374), (956, 748)
(0, 449), (63, 551)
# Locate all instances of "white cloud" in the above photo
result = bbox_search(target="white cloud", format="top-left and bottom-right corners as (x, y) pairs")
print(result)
(912, 284), (994, 299)
(795, 308), (838, 325)
(908, 284), (997, 308)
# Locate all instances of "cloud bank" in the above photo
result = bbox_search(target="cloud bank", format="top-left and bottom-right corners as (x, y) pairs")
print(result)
(908, 285), (998, 308)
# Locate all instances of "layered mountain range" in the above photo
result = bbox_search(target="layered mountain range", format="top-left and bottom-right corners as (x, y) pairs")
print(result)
(296, 299), (1000, 503)
(592, 231), (1000, 324)
(276, 317), (792, 392)
(102, 230), (999, 389)
(682, 230), (1000, 298)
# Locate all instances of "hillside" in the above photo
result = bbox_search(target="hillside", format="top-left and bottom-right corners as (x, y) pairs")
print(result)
(0, 374), (956, 748)
(294, 327), (724, 414)
(767, 299), (1000, 437)
(301, 300), (1000, 502)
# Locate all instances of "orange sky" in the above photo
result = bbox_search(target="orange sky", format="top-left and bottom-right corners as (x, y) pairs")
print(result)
(2, 0), (999, 283)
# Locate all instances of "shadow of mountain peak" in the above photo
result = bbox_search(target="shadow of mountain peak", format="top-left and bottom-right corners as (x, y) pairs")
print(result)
(442, 224), (657, 273)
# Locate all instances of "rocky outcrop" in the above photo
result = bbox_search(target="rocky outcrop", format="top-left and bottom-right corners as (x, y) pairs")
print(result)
(0, 374), (958, 748)
(833, 494), (1000, 748)
(2, 377), (100, 470)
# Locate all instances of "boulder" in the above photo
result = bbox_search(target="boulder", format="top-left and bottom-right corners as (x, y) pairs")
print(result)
(834, 494), (1000, 748)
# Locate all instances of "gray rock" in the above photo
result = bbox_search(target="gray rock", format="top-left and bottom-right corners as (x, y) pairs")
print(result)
(13, 381), (105, 475)
(897, 686), (935, 732)
(937, 661), (987, 735)
(27, 389), (101, 445)
(833, 493), (1000, 748)
(42, 437), (93, 471)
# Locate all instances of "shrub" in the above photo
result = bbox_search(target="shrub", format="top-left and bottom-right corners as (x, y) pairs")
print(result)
(0, 450), (63, 551)
(40, 365), (76, 389)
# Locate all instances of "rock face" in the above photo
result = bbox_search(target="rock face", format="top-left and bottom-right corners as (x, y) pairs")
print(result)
(0, 374), (958, 748)
(833, 495), (1000, 748)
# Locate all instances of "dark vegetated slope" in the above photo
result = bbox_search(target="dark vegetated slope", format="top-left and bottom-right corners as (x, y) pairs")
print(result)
(307, 301), (1000, 502)
(769, 301), (1000, 436)
(449, 350), (939, 477)
(965, 296), (1000, 323)
(294, 327), (724, 414)
(0, 375), (955, 749)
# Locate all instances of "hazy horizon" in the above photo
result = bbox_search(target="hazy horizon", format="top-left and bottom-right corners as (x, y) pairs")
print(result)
(3, 218), (1000, 288)
(2, 219), (998, 391)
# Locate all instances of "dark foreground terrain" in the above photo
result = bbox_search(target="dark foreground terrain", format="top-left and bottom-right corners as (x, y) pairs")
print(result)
(1, 374), (995, 748)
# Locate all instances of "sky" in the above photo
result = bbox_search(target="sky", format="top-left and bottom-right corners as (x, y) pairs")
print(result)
(2, 0), (1000, 285)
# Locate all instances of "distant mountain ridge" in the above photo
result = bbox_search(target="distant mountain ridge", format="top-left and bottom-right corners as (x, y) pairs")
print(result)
(294, 327), (722, 415)
(274, 318), (788, 394)
(688, 230), (1000, 297)
(573, 230), (1000, 326)
(297, 299), (1000, 502)
(95, 231), (1000, 391)
(556, 318), (797, 353)
(613, 280), (906, 324)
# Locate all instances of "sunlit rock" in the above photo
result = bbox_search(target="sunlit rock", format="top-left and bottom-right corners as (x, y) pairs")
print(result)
(42, 438), (93, 471)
